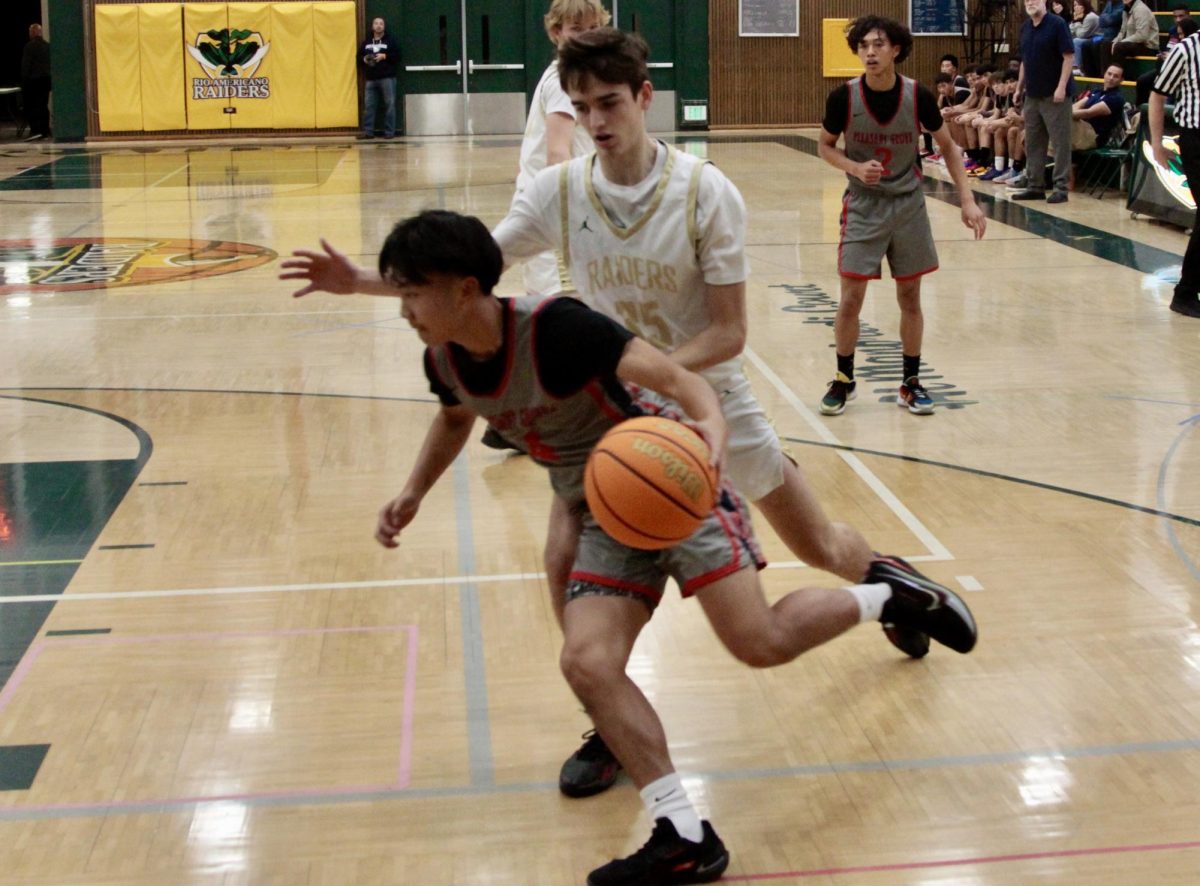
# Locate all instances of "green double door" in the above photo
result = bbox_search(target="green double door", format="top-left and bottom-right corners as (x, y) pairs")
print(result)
(399, 0), (690, 135)
(402, 0), (530, 135)
(614, 0), (677, 131)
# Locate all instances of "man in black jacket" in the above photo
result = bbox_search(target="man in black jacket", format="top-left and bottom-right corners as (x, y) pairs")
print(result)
(359, 16), (398, 139)
(21, 23), (51, 141)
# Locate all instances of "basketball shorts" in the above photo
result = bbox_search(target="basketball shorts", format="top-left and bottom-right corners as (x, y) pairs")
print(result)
(566, 485), (765, 611)
(838, 187), (938, 280)
(634, 374), (788, 503)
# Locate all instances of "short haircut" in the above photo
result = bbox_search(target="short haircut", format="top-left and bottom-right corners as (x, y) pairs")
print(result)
(975, 64), (994, 76)
(1002, 69), (1020, 82)
(1175, 2), (1191, 12)
(544, 0), (611, 33)
(558, 27), (649, 96)
(934, 72), (953, 84)
(941, 53), (960, 69)
(1105, 61), (1125, 74)
(845, 16), (913, 64)
(1181, 16), (1199, 37)
(378, 210), (502, 294)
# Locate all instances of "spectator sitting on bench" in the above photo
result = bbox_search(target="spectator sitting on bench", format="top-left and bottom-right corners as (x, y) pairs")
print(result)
(1111, 0), (1160, 63)
(1072, 62), (1128, 152)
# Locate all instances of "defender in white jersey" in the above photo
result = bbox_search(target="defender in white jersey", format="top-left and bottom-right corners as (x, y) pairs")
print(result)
(513, 0), (609, 297)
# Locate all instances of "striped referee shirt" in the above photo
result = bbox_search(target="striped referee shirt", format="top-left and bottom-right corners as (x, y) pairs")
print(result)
(1153, 32), (1200, 128)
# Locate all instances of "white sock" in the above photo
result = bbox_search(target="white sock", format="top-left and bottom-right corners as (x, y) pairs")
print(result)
(640, 773), (704, 843)
(994, 156), (1007, 170)
(845, 582), (892, 623)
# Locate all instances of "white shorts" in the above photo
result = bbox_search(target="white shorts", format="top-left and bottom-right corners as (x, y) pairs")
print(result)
(718, 373), (787, 502)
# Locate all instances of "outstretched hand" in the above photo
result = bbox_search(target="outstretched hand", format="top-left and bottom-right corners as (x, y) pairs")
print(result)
(376, 494), (420, 548)
(279, 238), (362, 298)
(961, 201), (987, 240)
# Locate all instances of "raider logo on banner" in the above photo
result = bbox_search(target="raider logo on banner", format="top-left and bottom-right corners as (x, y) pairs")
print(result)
(187, 28), (271, 100)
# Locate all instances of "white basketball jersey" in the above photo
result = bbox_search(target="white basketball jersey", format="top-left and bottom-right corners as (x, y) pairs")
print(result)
(558, 146), (742, 386)
(517, 62), (594, 191)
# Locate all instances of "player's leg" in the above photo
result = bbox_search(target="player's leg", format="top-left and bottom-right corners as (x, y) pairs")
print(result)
(823, 191), (881, 416)
(886, 194), (937, 415)
(544, 495), (624, 797)
(564, 539), (730, 885)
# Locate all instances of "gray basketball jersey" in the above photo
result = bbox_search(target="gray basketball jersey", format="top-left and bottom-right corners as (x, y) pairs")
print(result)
(426, 296), (632, 502)
(844, 75), (922, 197)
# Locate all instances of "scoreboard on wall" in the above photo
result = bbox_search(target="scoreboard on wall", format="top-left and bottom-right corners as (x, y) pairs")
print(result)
(94, 1), (358, 132)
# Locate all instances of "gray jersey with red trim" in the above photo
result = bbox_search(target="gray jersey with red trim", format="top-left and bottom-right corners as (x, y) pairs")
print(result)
(426, 295), (630, 503)
(844, 75), (922, 197)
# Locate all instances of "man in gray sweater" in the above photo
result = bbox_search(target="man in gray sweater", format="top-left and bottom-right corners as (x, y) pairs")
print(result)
(1112, 0), (1160, 62)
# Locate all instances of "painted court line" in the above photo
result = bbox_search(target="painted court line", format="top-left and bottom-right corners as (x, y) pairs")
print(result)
(0, 556), (949, 605)
(722, 838), (1200, 880)
(0, 624), (419, 796)
(743, 347), (953, 560)
(957, 575), (984, 592)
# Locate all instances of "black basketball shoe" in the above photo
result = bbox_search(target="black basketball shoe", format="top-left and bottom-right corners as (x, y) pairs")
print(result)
(588, 818), (730, 885)
(560, 729), (622, 798)
(869, 555), (977, 653)
(883, 623), (930, 659)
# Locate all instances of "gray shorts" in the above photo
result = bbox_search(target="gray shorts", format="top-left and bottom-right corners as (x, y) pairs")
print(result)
(566, 486), (765, 611)
(838, 187), (938, 281)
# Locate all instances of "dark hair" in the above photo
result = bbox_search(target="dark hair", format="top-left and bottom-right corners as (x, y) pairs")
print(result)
(845, 17), (913, 64)
(1002, 69), (1020, 82)
(1181, 16), (1199, 36)
(1175, 2), (1191, 11)
(1074, 0), (1095, 15)
(974, 64), (995, 76)
(378, 210), (502, 294)
(1105, 60), (1125, 74)
(558, 27), (650, 96)
(940, 53), (960, 69)
(934, 72), (953, 84)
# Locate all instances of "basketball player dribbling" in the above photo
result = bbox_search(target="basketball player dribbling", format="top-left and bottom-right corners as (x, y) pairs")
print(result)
(280, 209), (978, 885)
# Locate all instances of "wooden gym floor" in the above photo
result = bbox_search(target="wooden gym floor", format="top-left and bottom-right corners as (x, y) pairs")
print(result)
(0, 132), (1199, 883)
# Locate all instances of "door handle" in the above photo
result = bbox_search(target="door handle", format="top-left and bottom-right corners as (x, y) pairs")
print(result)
(647, 62), (674, 69)
(405, 61), (463, 75)
(467, 60), (525, 74)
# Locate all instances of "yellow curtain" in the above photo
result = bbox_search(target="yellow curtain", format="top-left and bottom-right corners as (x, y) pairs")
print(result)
(184, 3), (231, 129)
(269, 3), (315, 128)
(139, 4), (187, 131)
(95, 5), (144, 132)
(226, 3), (273, 129)
(313, 2), (357, 128)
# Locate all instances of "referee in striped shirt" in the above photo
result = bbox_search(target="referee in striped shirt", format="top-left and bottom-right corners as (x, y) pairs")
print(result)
(1151, 30), (1200, 317)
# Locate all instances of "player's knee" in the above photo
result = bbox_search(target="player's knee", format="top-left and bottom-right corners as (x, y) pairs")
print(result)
(725, 630), (790, 668)
(560, 640), (620, 699)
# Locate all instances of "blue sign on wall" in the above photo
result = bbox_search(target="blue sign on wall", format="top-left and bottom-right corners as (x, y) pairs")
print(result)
(910, 0), (966, 36)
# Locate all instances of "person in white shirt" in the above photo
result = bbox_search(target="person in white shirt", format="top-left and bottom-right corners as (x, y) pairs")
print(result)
(516, 0), (610, 297)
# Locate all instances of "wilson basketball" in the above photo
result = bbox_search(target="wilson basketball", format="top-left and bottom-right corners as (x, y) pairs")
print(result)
(584, 416), (719, 550)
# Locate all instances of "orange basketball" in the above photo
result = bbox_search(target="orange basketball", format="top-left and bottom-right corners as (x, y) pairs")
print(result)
(584, 416), (719, 550)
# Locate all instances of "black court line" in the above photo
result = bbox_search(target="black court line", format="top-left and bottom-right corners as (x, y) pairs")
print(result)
(97, 544), (154, 550)
(0, 386), (438, 405)
(784, 436), (1200, 528)
(138, 481), (187, 487)
(45, 628), (111, 637)
(685, 132), (1185, 278)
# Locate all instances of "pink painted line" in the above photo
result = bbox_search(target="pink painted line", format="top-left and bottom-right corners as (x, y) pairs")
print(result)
(0, 624), (421, 810)
(396, 624), (418, 788)
(722, 839), (1200, 880)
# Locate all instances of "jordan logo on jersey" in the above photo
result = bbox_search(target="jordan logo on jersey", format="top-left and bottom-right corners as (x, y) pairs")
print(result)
(579, 217), (594, 233)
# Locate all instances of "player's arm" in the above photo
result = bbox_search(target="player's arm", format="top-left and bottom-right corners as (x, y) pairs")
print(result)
(925, 83), (987, 240)
(544, 111), (576, 167)
(616, 338), (727, 468)
(667, 281), (747, 372)
(1149, 91), (1172, 168)
(819, 128), (883, 185)
(376, 403), (477, 548)
(280, 238), (395, 298)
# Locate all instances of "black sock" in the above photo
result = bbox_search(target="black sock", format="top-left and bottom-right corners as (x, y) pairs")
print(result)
(976, 147), (992, 165)
(837, 352), (855, 381)
(903, 354), (921, 382)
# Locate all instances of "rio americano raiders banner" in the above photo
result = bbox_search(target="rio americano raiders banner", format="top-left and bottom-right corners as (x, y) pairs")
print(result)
(94, 2), (356, 132)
